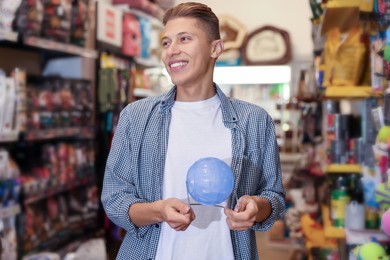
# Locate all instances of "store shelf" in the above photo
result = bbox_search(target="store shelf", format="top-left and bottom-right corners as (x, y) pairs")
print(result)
(322, 205), (345, 239)
(23, 127), (95, 141)
(23, 176), (94, 205)
(133, 88), (157, 98)
(134, 56), (163, 67)
(23, 36), (98, 59)
(325, 0), (360, 8)
(266, 236), (305, 250)
(345, 228), (390, 244)
(0, 204), (21, 220)
(324, 86), (382, 98)
(280, 153), (303, 163)
(323, 0), (372, 11)
(0, 131), (19, 142)
(326, 164), (362, 173)
(0, 29), (18, 42)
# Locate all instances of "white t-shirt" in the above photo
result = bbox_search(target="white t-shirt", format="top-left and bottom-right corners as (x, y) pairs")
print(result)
(155, 94), (234, 260)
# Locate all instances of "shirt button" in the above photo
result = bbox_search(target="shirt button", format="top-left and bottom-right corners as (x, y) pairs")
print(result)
(155, 223), (160, 228)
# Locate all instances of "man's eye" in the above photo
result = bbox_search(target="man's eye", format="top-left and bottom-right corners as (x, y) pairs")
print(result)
(181, 36), (190, 42)
(161, 41), (169, 47)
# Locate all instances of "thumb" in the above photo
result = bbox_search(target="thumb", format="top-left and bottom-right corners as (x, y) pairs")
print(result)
(179, 204), (191, 215)
(235, 196), (250, 212)
(234, 198), (241, 212)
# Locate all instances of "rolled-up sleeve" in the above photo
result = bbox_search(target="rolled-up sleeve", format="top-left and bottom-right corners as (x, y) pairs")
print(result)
(101, 108), (150, 238)
(252, 115), (286, 231)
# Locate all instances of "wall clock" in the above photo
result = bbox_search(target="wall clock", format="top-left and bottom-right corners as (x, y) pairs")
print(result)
(241, 25), (292, 65)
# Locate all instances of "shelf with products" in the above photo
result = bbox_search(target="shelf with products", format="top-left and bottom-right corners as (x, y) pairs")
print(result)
(322, 204), (346, 239)
(324, 0), (361, 7)
(305, 1), (390, 259)
(0, 204), (21, 220)
(133, 88), (158, 98)
(21, 187), (101, 257)
(0, 31), (100, 260)
(12, 137), (99, 257)
(322, 102), (369, 243)
(94, 4), (172, 255)
(324, 86), (383, 99)
(0, 34), (98, 60)
(23, 36), (98, 59)
(0, 29), (18, 42)
(318, 97), (390, 260)
(0, 131), (19, 143)
(22, 127), (95, 142)
(326, 164), (362, 174)
(322, 204), (390, 240)
(23, 174), (96, 206)
(0, 1), (106, 258)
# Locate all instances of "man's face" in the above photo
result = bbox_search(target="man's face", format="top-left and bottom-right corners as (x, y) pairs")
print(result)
(161, 17), (216, 88)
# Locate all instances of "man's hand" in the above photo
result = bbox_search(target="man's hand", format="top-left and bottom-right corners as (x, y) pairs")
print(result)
(129, 198), (195, 231)
(158, 198), (196, 231)
(223, 195), (271, 230)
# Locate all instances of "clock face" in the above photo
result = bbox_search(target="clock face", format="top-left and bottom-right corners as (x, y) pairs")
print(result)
(242, 25), (292, 65)
(246, 31), (287, 62)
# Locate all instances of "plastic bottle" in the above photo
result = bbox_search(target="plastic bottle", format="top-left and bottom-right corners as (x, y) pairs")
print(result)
(345, 175), (365, 229)
(331, 175), (350, 227)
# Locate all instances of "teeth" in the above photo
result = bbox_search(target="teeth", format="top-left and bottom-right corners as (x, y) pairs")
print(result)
(170, 62), (187, 68)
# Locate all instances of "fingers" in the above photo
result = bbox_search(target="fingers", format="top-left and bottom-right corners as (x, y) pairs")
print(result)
(179, 204), (191, 215)
(224, 208), (254, 230)
(168, 210), (195, 231)
(224, 196), (258, 231)
(162, 198), (195, 231)
(234, 198), (241, 212)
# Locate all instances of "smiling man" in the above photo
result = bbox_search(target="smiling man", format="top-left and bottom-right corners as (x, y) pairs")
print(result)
(101, 2), (286, 260)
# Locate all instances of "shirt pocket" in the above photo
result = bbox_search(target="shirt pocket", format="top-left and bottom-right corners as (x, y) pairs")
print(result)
(241, 148), (263, 192)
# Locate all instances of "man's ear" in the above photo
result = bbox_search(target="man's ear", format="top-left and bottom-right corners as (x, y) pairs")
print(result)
(211, 39), (224, 58)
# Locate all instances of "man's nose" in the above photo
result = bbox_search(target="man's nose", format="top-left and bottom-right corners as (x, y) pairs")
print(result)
(167, 42), (180, 55)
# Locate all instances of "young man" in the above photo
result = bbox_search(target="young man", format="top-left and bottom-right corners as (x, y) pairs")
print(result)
(101, 2), (286, 259)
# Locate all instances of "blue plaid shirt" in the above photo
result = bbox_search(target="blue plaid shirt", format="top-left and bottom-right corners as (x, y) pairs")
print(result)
(101, 84), (286, 260)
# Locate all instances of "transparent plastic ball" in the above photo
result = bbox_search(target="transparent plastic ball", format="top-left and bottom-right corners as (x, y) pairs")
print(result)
(186, 157), (234, 206)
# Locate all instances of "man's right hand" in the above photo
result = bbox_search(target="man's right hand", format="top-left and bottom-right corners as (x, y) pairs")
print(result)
(129, 198), (195, 231)
(158, 198), (196, 231)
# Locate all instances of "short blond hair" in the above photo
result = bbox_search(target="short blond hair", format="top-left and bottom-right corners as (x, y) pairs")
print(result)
(162, 2), (221, 41)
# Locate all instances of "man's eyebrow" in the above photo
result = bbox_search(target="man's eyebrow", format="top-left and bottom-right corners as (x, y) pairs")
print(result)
(161, 31), (191, 41)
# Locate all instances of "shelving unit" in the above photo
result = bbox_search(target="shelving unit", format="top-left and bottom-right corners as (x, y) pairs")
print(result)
(23, 127), (95, 141)
(93, 4), (171, 258)
(0, 131), (19, 142)
(321, 84), (383, 260)
(133, 88), (158, 98)
(0, 204), (21, 220)
(325, 86), (383, 99)
(324, 0), (372, 11)
(23, 36), (98, 59)
(0, 29), (18, 42)
(313, 8), (384, 250)
(326, 164), (362, 174)
(23, 176), (95, 205)
(0, 30), (101, 257)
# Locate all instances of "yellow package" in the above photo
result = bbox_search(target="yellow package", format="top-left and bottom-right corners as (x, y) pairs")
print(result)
(323, 26), (368, 86)
(326, 0), (373, 12)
